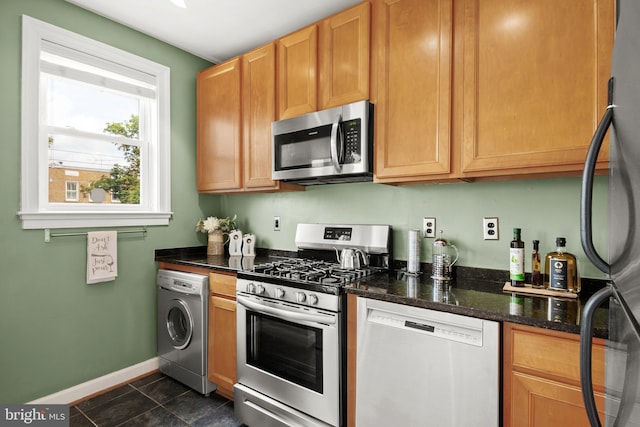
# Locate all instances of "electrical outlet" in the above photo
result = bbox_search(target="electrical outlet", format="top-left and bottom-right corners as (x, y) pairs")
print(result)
(423, 217), (436, 238)
(274, 216), (281, 231)
(483, 217), (499, 240)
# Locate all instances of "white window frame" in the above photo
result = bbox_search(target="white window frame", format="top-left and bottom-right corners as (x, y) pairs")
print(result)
(19, 16), (172, 229)
(65, 181), (79, 202)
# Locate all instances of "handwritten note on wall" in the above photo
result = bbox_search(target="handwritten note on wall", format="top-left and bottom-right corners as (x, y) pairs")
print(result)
(87, 231), (118, 284)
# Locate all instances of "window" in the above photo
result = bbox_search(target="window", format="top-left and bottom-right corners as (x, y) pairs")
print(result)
(19, 16), (172, 229)
(65, 181), (79, 202)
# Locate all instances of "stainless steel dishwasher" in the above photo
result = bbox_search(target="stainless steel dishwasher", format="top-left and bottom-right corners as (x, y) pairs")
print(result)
(355, 297), (499, 427)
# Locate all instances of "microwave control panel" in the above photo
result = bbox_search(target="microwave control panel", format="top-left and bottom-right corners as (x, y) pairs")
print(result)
(343, 119), (361, 164)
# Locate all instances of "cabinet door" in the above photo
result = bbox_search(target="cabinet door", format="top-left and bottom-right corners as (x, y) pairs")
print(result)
(459, 0), (614, 177)
(242, 43), (279, 190)
(319, 1), (370, 109)
(207, 295), (236, 400)
(277, 25), (318, 119)
(373, 0), (453, 182)
(196, 58), (242, 191)
(509, 371), (605, 427)
(503, 322), (605, 427)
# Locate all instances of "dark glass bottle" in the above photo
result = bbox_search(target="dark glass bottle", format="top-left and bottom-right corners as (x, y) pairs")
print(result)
(531, 240), (543, 288)
(509, 228), (525, 287)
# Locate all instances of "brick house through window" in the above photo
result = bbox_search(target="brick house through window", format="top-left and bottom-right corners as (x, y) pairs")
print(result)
(48, 166), (119, 204)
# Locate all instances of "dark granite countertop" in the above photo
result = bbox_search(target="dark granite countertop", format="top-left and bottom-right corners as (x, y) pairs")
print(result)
(155, 246), (294, 273)
(347, 267), (609, 338)
(154, 246), (609, 338)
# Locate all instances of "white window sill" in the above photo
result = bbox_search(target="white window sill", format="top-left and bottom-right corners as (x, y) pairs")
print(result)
(17, 211), (172, 229)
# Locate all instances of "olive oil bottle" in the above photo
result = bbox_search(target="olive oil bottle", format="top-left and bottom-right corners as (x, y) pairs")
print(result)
(509, 228), (525, 287)
(544, 237), (580, 293)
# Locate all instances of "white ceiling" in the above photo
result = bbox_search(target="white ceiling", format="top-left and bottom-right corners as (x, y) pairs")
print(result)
(66, 0), (363, 64)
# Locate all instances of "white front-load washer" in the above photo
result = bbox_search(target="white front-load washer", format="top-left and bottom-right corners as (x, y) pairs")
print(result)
(157, 269), (216, 395)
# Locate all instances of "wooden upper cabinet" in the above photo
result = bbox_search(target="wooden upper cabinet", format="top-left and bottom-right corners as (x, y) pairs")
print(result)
(242, 43), (279, 190)
(458, 0), (614, 177)
(319, 1), (371, 109)
(373, 0), (453, 182)
(196, 58), (242, 192)
(277, 25), (318, 119)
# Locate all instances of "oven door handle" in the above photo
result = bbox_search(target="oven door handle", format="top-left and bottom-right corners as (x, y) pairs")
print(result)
(237, 295), (336, 325)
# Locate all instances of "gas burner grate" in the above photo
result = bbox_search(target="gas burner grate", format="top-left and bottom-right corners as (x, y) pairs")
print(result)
(252, 257), (380, 286)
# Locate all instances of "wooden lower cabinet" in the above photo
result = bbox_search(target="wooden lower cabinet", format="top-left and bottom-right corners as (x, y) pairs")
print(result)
(207, 272), (237, 400)
(503, 322), (605, 427)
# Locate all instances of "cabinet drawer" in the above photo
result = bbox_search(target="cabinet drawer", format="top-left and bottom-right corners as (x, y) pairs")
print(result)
(506, 323), (604, 389)
(209, 272), (237, 298)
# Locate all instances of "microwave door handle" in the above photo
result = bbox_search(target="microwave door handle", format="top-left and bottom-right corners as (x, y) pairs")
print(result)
(330, 113), (343, 172)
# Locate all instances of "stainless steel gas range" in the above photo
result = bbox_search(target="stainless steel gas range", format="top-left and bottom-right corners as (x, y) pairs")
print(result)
(234, 223), (392, 427)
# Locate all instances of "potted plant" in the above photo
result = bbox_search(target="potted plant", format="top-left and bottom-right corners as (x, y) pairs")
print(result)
(195, 215), (237, 256)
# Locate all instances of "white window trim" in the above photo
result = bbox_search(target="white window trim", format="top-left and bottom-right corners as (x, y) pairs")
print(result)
(19, 15), (172, 229)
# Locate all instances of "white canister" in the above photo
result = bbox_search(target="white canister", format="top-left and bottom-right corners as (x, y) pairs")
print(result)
(228, 230), (243, 256)
(242, 234), (256, 257)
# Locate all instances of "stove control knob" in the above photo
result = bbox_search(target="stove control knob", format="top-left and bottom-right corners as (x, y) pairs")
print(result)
(308, 293), (319, 305)
(296, 292), (307, 303)
(275, 288), (285, 298)
(246, 282), (255, 293)
(256, 284), (265, 295)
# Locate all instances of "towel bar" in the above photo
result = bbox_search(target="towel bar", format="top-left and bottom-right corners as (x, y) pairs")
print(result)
(44, 227), (147, 243)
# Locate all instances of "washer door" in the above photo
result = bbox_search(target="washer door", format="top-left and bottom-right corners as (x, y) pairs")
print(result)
(165, 299), (193, 350)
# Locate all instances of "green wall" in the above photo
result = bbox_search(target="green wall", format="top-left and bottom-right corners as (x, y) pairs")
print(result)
(0, 0), (609, 405)
(0, 0), (219, 403)
(221, 176), (608, 279)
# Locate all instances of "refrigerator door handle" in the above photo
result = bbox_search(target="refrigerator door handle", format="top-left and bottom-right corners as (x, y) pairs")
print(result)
(580, 285), (613, 427)
(580, 77), (614, 274)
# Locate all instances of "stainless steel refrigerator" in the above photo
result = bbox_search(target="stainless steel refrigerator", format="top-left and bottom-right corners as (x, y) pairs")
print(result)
(581, 0), (640, 425)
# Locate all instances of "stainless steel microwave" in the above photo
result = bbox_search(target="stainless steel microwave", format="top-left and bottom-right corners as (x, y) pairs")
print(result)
(272, 100), (373, 185)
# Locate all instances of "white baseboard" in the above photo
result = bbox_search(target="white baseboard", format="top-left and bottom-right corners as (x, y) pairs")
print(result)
(28, 357), (160, 405)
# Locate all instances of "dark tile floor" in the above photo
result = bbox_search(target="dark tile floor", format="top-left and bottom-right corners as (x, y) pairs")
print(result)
(70, 372), (244, 427)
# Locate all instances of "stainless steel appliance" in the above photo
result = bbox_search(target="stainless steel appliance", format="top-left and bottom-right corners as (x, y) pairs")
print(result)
(234, 223), (392, 427)
(271, 100), (373, 185)
(157, 269), (216, 395)
(580, 1), (640, 425)
(355, 298), (499, 427)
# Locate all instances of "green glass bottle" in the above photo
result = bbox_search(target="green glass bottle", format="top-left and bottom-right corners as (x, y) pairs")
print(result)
(509, 228), (525, 287)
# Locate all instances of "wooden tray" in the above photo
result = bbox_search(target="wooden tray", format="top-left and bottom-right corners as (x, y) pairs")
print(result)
(503, 282), (578, 299)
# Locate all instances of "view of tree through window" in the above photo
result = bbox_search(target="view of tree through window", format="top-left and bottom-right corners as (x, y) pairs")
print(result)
(81, 115), (141, 204)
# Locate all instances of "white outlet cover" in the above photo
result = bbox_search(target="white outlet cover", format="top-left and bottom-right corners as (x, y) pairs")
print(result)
(483, 217), (499, 240)
(423, 217), (436, 238)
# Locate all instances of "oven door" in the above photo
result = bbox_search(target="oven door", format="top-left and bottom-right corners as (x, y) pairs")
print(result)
(236, 293), (340, 427)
